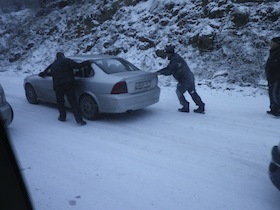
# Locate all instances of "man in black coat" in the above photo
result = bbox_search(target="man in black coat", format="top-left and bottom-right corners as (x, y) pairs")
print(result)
(265, 37), (280, 116)
(157, 46), (205, 113)
(50, 52), (91, 125)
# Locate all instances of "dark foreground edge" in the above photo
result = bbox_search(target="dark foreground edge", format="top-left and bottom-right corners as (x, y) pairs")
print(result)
(0, 122), (34, 210)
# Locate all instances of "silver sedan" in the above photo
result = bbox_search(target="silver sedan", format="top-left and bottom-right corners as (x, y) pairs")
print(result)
(0, 84), (13, 126)
(24, 55), (160, 120)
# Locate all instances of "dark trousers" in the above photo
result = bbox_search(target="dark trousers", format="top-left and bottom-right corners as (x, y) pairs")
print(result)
(176, 83), (204, 108)
(268, 80), (280, 112)
(54, 83), (83, 123)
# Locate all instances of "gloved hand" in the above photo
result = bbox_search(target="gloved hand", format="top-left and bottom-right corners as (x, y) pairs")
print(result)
(156, 70), (162, 76)
(39, 72), (45, 77)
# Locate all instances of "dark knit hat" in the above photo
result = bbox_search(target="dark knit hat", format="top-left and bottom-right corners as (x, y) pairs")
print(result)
(272, 37), (280, 45)
(56, 52), (65, 59)
(164, 45), (175, 54)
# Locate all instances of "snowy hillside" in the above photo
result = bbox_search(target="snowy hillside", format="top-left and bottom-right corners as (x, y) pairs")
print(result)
(0, 0), (279, 89)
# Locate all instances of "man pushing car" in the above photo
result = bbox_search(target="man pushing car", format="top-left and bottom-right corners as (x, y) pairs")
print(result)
(156, 45), (205, 114)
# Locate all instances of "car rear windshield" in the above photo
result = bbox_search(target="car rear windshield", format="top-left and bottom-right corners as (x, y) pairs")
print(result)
(94, 58), (139, 74)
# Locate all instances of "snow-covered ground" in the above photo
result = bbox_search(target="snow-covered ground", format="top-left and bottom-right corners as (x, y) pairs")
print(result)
(1, 75), (279, 210)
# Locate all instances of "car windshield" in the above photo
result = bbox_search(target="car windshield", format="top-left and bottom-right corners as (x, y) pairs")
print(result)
(94, 58), (139, 74)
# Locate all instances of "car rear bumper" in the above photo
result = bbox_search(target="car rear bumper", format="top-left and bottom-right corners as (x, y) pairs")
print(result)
(97, 87), (160, 113)
(269, 145), (280, 191)
(0, 102), (13, 126)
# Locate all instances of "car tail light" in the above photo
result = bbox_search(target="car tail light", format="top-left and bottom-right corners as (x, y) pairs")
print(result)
(111, 81), (128, 94)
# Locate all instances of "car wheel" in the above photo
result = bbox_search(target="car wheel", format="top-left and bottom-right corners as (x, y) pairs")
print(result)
(25, 84), (38, 104)
(79, 95), (99, 120)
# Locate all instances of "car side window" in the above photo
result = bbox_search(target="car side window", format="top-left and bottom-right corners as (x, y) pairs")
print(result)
(73, 66), (94, 78)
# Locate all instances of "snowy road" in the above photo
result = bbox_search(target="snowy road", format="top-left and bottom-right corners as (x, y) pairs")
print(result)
(2, 75), (280, 210)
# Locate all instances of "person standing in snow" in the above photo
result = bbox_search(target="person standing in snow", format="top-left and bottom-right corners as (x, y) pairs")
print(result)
(41, 52), (91, 125)
(265, 37), (280, 116)
(156, 45), (205, 113)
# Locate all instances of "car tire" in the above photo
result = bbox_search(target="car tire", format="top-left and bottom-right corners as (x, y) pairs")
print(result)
(25, 84), (38, 104)
(79, 95), (99, 120)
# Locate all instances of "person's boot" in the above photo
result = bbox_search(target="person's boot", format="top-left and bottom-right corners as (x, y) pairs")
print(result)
(58, 115), (66, 122)
(178, 107), (189, 112)
(194, 104), (205, 114)
(178, 102), (189, 113)
(77, 120), (87, 125)
(267, 110), (272, 114)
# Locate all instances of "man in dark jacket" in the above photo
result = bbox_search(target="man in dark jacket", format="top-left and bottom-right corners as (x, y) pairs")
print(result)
(157, 46), (205, 113)
(50, 52), (91, 125)
(265, 37), (280, 116)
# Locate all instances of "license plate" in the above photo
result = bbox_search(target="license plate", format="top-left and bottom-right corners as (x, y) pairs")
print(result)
(135, 80), (151, 90)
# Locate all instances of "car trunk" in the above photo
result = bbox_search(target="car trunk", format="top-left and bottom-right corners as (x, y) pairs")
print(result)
(111, 71), (158, 94)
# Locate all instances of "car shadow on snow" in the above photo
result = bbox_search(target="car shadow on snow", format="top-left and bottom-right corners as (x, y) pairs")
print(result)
(97, 108), (157, 123)
(36, 101), (157, 123)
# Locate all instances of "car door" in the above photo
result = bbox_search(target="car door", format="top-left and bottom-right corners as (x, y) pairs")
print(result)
(36, 68), (56, 103)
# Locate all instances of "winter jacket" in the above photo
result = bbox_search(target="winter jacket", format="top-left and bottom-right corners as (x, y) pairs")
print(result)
(157, 53), (195, 89)
(51, 58), (90, 89)
(265, 46), (280, 84)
